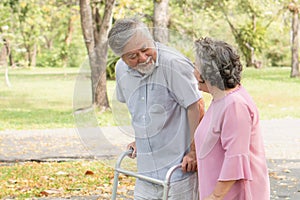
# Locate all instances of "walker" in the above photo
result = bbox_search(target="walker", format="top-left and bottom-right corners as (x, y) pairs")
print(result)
(111, 149), (182, 200)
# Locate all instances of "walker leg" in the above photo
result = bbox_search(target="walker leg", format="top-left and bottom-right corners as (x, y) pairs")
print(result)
(162, 164), (182, 200)
(111, 170), (120, 200)
(162, 183), (170, 200)
(111, 149), (133, 200)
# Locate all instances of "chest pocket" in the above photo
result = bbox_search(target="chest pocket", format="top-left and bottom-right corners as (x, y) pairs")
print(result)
(147, 83), (174, 113)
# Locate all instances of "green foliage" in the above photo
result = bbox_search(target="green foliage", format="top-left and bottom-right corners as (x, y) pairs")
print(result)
(36, 48), (64, 68)
(239, 22), (266, 53)
(265, 38), (287, 67)
(0, 0), (83, 68)
(36, 42), (85, 68)
(0, 0), (297, 70)
(106, 50), (119, 80)
(236, 21), (267, 64)
(172, 0), (290, 68)
(114, 0), (153, 23)
(68, 42), (86, 68)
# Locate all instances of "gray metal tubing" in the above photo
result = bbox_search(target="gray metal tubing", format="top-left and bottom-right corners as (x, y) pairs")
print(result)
(116, 168), (164, 185)
(111, 166), (120, 200)
(111, 150), (132, 200)
(111, 150), (182, 200)
(162, 164), (182, 200)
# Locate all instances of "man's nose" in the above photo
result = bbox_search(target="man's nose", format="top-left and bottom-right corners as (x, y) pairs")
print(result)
(138, 52), (147, 63)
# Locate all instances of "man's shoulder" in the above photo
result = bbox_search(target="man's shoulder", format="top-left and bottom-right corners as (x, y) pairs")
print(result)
(116, 58), (127, 67)
(115, 59), (128, 72)
(158, 43), (185, 59)
(157, 42), (193, 67)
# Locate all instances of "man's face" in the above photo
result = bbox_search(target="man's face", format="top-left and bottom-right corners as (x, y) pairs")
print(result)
(121, 33), (157, 75)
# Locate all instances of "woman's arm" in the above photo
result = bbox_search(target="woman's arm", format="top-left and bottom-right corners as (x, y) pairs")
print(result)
(204, 180), (236, 200)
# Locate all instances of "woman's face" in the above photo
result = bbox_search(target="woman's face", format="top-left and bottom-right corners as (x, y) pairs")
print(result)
(194, 68), (209, 93)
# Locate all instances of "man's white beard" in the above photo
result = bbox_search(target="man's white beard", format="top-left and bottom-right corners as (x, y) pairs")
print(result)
(136, 56), (156, 75)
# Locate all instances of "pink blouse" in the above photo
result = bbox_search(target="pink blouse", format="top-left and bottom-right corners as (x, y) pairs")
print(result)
(195, 86), (270, 200)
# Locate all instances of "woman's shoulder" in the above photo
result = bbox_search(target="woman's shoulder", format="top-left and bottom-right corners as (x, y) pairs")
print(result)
(225, 85), (259, 115)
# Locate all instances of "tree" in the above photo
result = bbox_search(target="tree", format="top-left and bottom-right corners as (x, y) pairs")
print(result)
(197, 0), (269, 67)
(79, 0), (115, 110)
(60, 1), (79, 69)
(171, 0), (290, 68)
(0, 37), (12, 87)
(15, 1), (40, 67)
(0, 2), (13, 87)
(288, 1), (300, 77)
(153, 0), (169, 43)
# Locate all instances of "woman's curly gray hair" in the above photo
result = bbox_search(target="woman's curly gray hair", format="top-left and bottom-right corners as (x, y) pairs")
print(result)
(194, 37), (242, 90)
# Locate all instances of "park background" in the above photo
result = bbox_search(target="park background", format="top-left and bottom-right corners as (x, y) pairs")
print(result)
(0, 0), (300, 199)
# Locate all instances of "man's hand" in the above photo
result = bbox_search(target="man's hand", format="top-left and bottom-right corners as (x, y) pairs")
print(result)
(181, 150), (197, 172)
(127, 141), (137, 159)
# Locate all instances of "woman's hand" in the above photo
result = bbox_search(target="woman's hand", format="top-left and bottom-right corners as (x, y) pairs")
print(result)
(204, 180), (236, 200)
(203, 193), (222, 200)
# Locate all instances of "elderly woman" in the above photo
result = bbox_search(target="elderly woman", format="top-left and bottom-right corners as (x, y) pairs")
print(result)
(194, 37), (270, 200)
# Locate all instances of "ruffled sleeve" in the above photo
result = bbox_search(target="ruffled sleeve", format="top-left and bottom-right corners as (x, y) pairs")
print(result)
(218, 101), (254, 181)
(219, 154), (253, 180)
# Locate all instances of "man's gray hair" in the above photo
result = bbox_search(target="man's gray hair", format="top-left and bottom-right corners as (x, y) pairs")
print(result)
(108, 18), (153, 56)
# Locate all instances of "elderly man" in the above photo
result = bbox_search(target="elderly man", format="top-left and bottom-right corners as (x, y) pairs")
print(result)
(108, 17), (204, 200)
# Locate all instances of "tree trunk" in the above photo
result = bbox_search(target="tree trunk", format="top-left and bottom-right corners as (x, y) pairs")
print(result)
(291, 3), (300, 77)
(63, 16), (74, 68)
(79, 0), (115, 109)
(94, 1), (114, 110)
(0, 38), (12, 87)
(153, 0), (169, 44)
(31, 43), (37, 68)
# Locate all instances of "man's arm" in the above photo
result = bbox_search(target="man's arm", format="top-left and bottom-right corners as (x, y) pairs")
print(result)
(198, 98), (205, 121)
(181, 99), (204, 172)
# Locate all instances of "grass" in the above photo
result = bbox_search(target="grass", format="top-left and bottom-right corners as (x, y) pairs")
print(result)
(241, 67), (300, 119)
(0, 66), (300, 198)
(1, 66), (300, 131)
(0, 67), (78, 130)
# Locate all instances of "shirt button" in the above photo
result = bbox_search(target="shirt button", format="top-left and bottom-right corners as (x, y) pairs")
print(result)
(141, 97), (145, 101)
(142, 115), (146, 123)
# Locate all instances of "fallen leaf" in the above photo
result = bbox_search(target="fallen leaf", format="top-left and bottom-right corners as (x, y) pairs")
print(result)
(55, 171), (68, 176)
(8, 179), (17, 184)
(283, 169), (291, 173)
(279, 183), (288, 186)
(40, 189), (62, 196)
(274, 175), (286, 180)
(85, 170), (94, 175)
